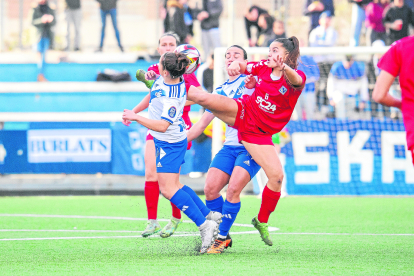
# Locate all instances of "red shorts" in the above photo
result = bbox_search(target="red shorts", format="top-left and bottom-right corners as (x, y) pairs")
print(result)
(146, 112), (193, 150)
(233, 98), (273, 145)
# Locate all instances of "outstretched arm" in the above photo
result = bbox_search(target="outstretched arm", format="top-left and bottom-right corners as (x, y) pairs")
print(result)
(122, 109), (170, 133)
(122, 93), (150, 126)
(187, 112), (215, 142)
(372, 70), (402, 109)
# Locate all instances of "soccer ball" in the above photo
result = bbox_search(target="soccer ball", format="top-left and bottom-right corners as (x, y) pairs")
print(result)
(174, 44), (201, 74)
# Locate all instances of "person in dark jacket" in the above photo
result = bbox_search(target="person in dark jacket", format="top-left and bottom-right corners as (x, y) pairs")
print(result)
(164, 0), (188, 44)
(383, 0), (414, 45)
(256, 14), (275, 47)
(96, 0), (123, 52)
(244, 5), (268, 47)
(65, 0), (81, 51)
(32, 0), (56, 82)
(303, 0), (335, 36)
(196, 0), (223, 61)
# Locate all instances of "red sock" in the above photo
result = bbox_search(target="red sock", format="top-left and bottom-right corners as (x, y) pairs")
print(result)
(258, 186), (281, 223)
(145, 181), (159, 220)
(171, 202), (182, 219)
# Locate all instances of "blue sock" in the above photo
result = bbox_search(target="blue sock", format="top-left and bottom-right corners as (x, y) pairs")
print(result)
(206, 195), (224, 213)
(219, 200), (241, 237)
(181, 185), (211, 217)
(170, 189), (206, 227)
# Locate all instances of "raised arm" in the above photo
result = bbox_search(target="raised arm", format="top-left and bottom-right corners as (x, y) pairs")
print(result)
(122, 109), (170, 133)
(187, 111), (215, 142)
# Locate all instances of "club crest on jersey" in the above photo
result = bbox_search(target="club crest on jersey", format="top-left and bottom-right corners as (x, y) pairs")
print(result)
(168, 106), (176, 118)
(279, 86), (287, 95)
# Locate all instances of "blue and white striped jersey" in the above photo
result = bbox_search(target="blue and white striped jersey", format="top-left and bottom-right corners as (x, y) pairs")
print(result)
(148, 76), (187, 143)
(207, 74), (254, 146)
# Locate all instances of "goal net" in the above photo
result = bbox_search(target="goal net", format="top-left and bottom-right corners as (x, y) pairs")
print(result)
(213, 46), (414, 196)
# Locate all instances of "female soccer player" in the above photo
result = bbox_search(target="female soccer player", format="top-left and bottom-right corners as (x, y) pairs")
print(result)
(373, 36), (414, 162)
(129, 32), (201, 238)
(187, 45), (261, 254)
(122, 52), (220, 254)
(187, 37), (306, 246)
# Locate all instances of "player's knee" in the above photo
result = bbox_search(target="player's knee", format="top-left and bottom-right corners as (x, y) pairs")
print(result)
(226, 185), (242, 202)
(204, 181), (220, 200)
(266, 169), (284, 186)
(145, 169), (157, 182)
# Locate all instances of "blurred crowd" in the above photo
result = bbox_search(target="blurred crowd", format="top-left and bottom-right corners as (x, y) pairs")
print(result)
(31, 0), (414, 120)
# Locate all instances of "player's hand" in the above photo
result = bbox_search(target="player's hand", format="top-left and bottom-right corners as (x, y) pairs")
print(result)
(122, 109), (137, 121)
(227, 61), (241, 76)
(122, 119), (131, 126)
(145, 70), (158, 80)
(245, 74), (256, 89)
(272, 56), (285, 70)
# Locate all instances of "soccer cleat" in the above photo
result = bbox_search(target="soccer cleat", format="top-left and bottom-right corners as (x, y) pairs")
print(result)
(160, 217), (182, 238)
(199, 220), (219, 254)
(141, 219), (161, 238)
(205, 211), (223, 225)
(224, 234), (233, 248)
(207, 239), (226, 254)
(251, 216), (273, 246)
(136, 69), (154, 89)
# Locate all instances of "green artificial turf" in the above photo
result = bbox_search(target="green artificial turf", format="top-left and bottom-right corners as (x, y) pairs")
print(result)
(0, 196), (413, 275)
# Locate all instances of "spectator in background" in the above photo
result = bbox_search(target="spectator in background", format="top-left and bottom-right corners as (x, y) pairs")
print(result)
(183, 0), (195, 42)
(295, 55), (320, 120)
(32, 0), (56, 82)
(96, 0), (123, 52)
(365, 0), (388, 46)
(164, 0), (188, 44)
(303, 0), (335, 35)
(244, 5), (269, 47)
(309, 11), (338, 49)
(262, 20), (287, 47)
(256, 14), (275, 47)
(327, 56), (369, 119)
(197, 0), (223, 61)
(349, 0), (372, 46)
(196, 53), (214, 94)
(383, 0), (414, 45)
(65, 0), (81, 51)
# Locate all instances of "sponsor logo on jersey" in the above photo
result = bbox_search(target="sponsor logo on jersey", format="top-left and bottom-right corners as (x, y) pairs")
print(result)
(157, 162), (162, 168)
(256, 95), (277, 114)
(279, 86), (287, 95)
(182, 205), (189, 211)
(168, 106), (176, 118)
(243, 160), (250, 166)
(223, 214), (232, 219)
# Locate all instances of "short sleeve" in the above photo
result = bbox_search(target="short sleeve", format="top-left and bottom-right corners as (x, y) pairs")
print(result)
(378, 43), (401, 77)
(161, 97), (181, 124)
(245, 60), (267, 76)
(148, 64), (160, 75)
(184, 73), (201, 88)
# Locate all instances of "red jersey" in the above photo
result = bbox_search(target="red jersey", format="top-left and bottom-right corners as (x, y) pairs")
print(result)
(147, 64), (200, 113)
(245, 60), (306, 134)
(378, 36), (414, 150)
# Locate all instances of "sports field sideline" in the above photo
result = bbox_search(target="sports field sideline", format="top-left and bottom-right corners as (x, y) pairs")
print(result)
(1, 196), (413, 275)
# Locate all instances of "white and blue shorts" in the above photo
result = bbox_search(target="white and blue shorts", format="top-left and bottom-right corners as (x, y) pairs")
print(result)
(153, 138), (187, 173)
(210, 145), (261, 179)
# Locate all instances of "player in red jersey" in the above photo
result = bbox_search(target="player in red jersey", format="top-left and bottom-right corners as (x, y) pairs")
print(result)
(187, 36), (305, 246)
(124, 32), (201, 238)
(373, 36), (414, 164)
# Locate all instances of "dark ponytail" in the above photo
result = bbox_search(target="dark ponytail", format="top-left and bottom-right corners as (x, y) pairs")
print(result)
(274, 36), (300, 69)
(162, 52), (190, 79)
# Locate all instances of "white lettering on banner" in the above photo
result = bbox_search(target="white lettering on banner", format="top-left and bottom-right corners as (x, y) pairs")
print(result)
(292, 132), (330, 184)
(0, 144), (6, 164)
(131, 153), (144, 171)
(337, 131), (373, 183)
(381, 131), (414, 183)
(27, 129), (111, 163)
(128, 132), (142, 150)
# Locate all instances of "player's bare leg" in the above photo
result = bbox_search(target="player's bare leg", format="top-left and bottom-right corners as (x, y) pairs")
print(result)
(187, 86), (238, 126)
(242, 142), (283, 246)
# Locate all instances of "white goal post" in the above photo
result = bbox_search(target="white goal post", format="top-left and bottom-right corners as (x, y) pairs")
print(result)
(211, 46), (391, 159)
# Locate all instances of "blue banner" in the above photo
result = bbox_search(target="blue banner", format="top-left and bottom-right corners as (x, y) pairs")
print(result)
(281, 119), (414, 195)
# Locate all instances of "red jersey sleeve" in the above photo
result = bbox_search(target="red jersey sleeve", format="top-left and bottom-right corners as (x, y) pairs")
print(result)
(291, 69), (307, 91)
(378, 43), (401, 77)
(147, 64), (160, 75)
(245, 60), (267, 76)
(183, 73), (201, 89)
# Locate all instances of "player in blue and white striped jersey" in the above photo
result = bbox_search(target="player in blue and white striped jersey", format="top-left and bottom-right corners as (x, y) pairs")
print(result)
(187, 45), (261, 254)
(122, 52), (221, 254)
